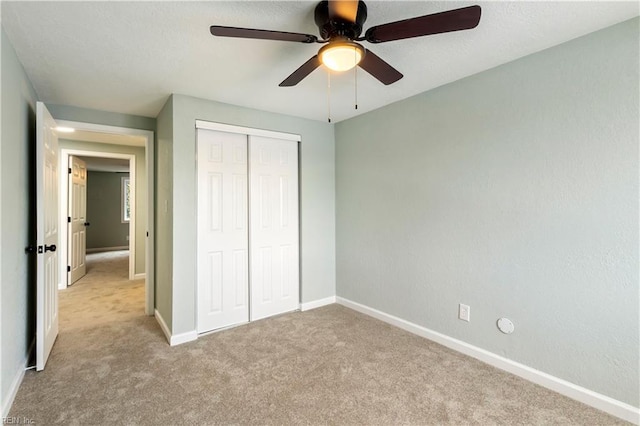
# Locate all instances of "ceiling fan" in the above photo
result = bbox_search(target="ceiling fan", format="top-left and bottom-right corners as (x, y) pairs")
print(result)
(210, 0), (481, 87)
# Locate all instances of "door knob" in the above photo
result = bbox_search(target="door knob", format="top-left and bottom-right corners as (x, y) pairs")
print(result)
(84, 222), (91, 227)
(44, 244), (57, 252)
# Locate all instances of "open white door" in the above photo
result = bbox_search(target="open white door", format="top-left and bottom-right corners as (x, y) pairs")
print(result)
(36, 102), (59, 371)
(67, 155), (87, 285)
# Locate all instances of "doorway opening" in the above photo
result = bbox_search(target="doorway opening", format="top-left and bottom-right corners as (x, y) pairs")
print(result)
(61, 151), (136, 284)
(56, 121), (155, 316)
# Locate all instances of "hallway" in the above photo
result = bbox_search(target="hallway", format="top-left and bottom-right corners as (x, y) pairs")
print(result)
(60, 250), (145, 331)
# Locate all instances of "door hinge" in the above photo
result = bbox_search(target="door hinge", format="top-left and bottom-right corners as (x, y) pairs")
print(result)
(67, 265), (71, 272)
(68, 167), (72, 174)
(68, 217), (71, 223)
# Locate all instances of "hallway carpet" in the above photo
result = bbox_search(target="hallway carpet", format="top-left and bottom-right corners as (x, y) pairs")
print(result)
(60, 250), (145, 331)
(10, 251), (625, 424)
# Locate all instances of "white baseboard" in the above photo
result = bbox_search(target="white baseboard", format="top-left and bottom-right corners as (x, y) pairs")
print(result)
(154, 309), (172, 343)
(86, 246), (128, 254)
(170, 330), (198, 346)
(154, 309), (198, 346)
(301, 296), (336, 311)
(1, 340), (34, 417)
(336, 297), (640, 424)
(133, 273), (146, 280)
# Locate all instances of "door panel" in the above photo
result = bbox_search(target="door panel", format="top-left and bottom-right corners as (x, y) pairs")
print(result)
(36, 101), (59, 371)
(68, 155), (87, 284)
(249, 136), (299, 321)
(197, 129), (249, 333)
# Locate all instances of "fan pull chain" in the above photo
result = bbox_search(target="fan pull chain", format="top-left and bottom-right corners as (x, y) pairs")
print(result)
(327, 70), (332, 123)
(354, 48), (358, 110)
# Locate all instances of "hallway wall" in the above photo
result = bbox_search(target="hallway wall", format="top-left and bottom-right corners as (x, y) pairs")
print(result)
(86, 171), (130, 250)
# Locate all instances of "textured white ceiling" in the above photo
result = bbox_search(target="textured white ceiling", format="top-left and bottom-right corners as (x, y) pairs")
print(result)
(2, 1), (638, 123)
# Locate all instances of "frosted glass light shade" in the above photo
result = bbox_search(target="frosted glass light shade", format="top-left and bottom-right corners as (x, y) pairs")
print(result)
(319, 42), (364, 72)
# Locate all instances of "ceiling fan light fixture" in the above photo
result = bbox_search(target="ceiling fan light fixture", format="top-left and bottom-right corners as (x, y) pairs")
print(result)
(318, 41), (364, 72)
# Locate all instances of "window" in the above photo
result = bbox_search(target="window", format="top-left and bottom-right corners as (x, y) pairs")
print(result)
(122, 176), (131, 223)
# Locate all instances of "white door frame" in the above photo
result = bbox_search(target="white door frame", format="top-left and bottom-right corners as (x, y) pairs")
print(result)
(55, 120), (155, 316)
(60, 150), (136, 280)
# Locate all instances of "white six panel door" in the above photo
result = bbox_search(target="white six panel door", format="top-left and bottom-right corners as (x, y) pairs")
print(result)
(68, 155), (87, 285)
(36, 101), (59, 371)
(197, 129), (249, 333)
(249, 136), (300, 321)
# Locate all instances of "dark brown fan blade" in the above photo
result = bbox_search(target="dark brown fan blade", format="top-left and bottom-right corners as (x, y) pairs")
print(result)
(358, 49), (403, 85)
(279, 55), (322, 87)
(365, 5), (481, 43)
(210, 26), (317, 43)
(328, 0), (359, 23)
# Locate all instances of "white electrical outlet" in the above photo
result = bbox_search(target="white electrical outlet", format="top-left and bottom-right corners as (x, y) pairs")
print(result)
(459, 304), (470, 322)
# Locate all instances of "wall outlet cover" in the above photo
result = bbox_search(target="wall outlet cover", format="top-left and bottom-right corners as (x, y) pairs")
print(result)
(497, 317), (515, 334)
(459, 303), (470, 322)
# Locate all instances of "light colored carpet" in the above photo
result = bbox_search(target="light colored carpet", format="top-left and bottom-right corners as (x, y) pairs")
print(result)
(10, 251), (625, 424)
(60, 250), (145, 331)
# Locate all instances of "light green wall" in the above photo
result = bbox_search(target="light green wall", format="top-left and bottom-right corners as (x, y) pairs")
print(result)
(0, 26), (38, 415)
(47, 103), (156, 132)
(59, 140), (146, 275)
(165, 94), (335, 335)
(155, 96), (173, 328)
(335, 18), (639, 406)
(86, 171), (130, 249)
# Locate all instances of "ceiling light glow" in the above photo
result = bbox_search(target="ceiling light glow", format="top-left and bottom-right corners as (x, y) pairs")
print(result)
(319, 42), (364, 72)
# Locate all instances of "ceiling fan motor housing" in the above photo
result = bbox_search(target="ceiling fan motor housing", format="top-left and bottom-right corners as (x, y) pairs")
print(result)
(314, 0), (368, 40)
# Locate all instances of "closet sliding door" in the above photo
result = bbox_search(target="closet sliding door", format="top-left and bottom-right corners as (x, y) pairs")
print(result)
(196, 124), (300, 334)
(249, 136), (300, 321)
(197, 129), (249, 333)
